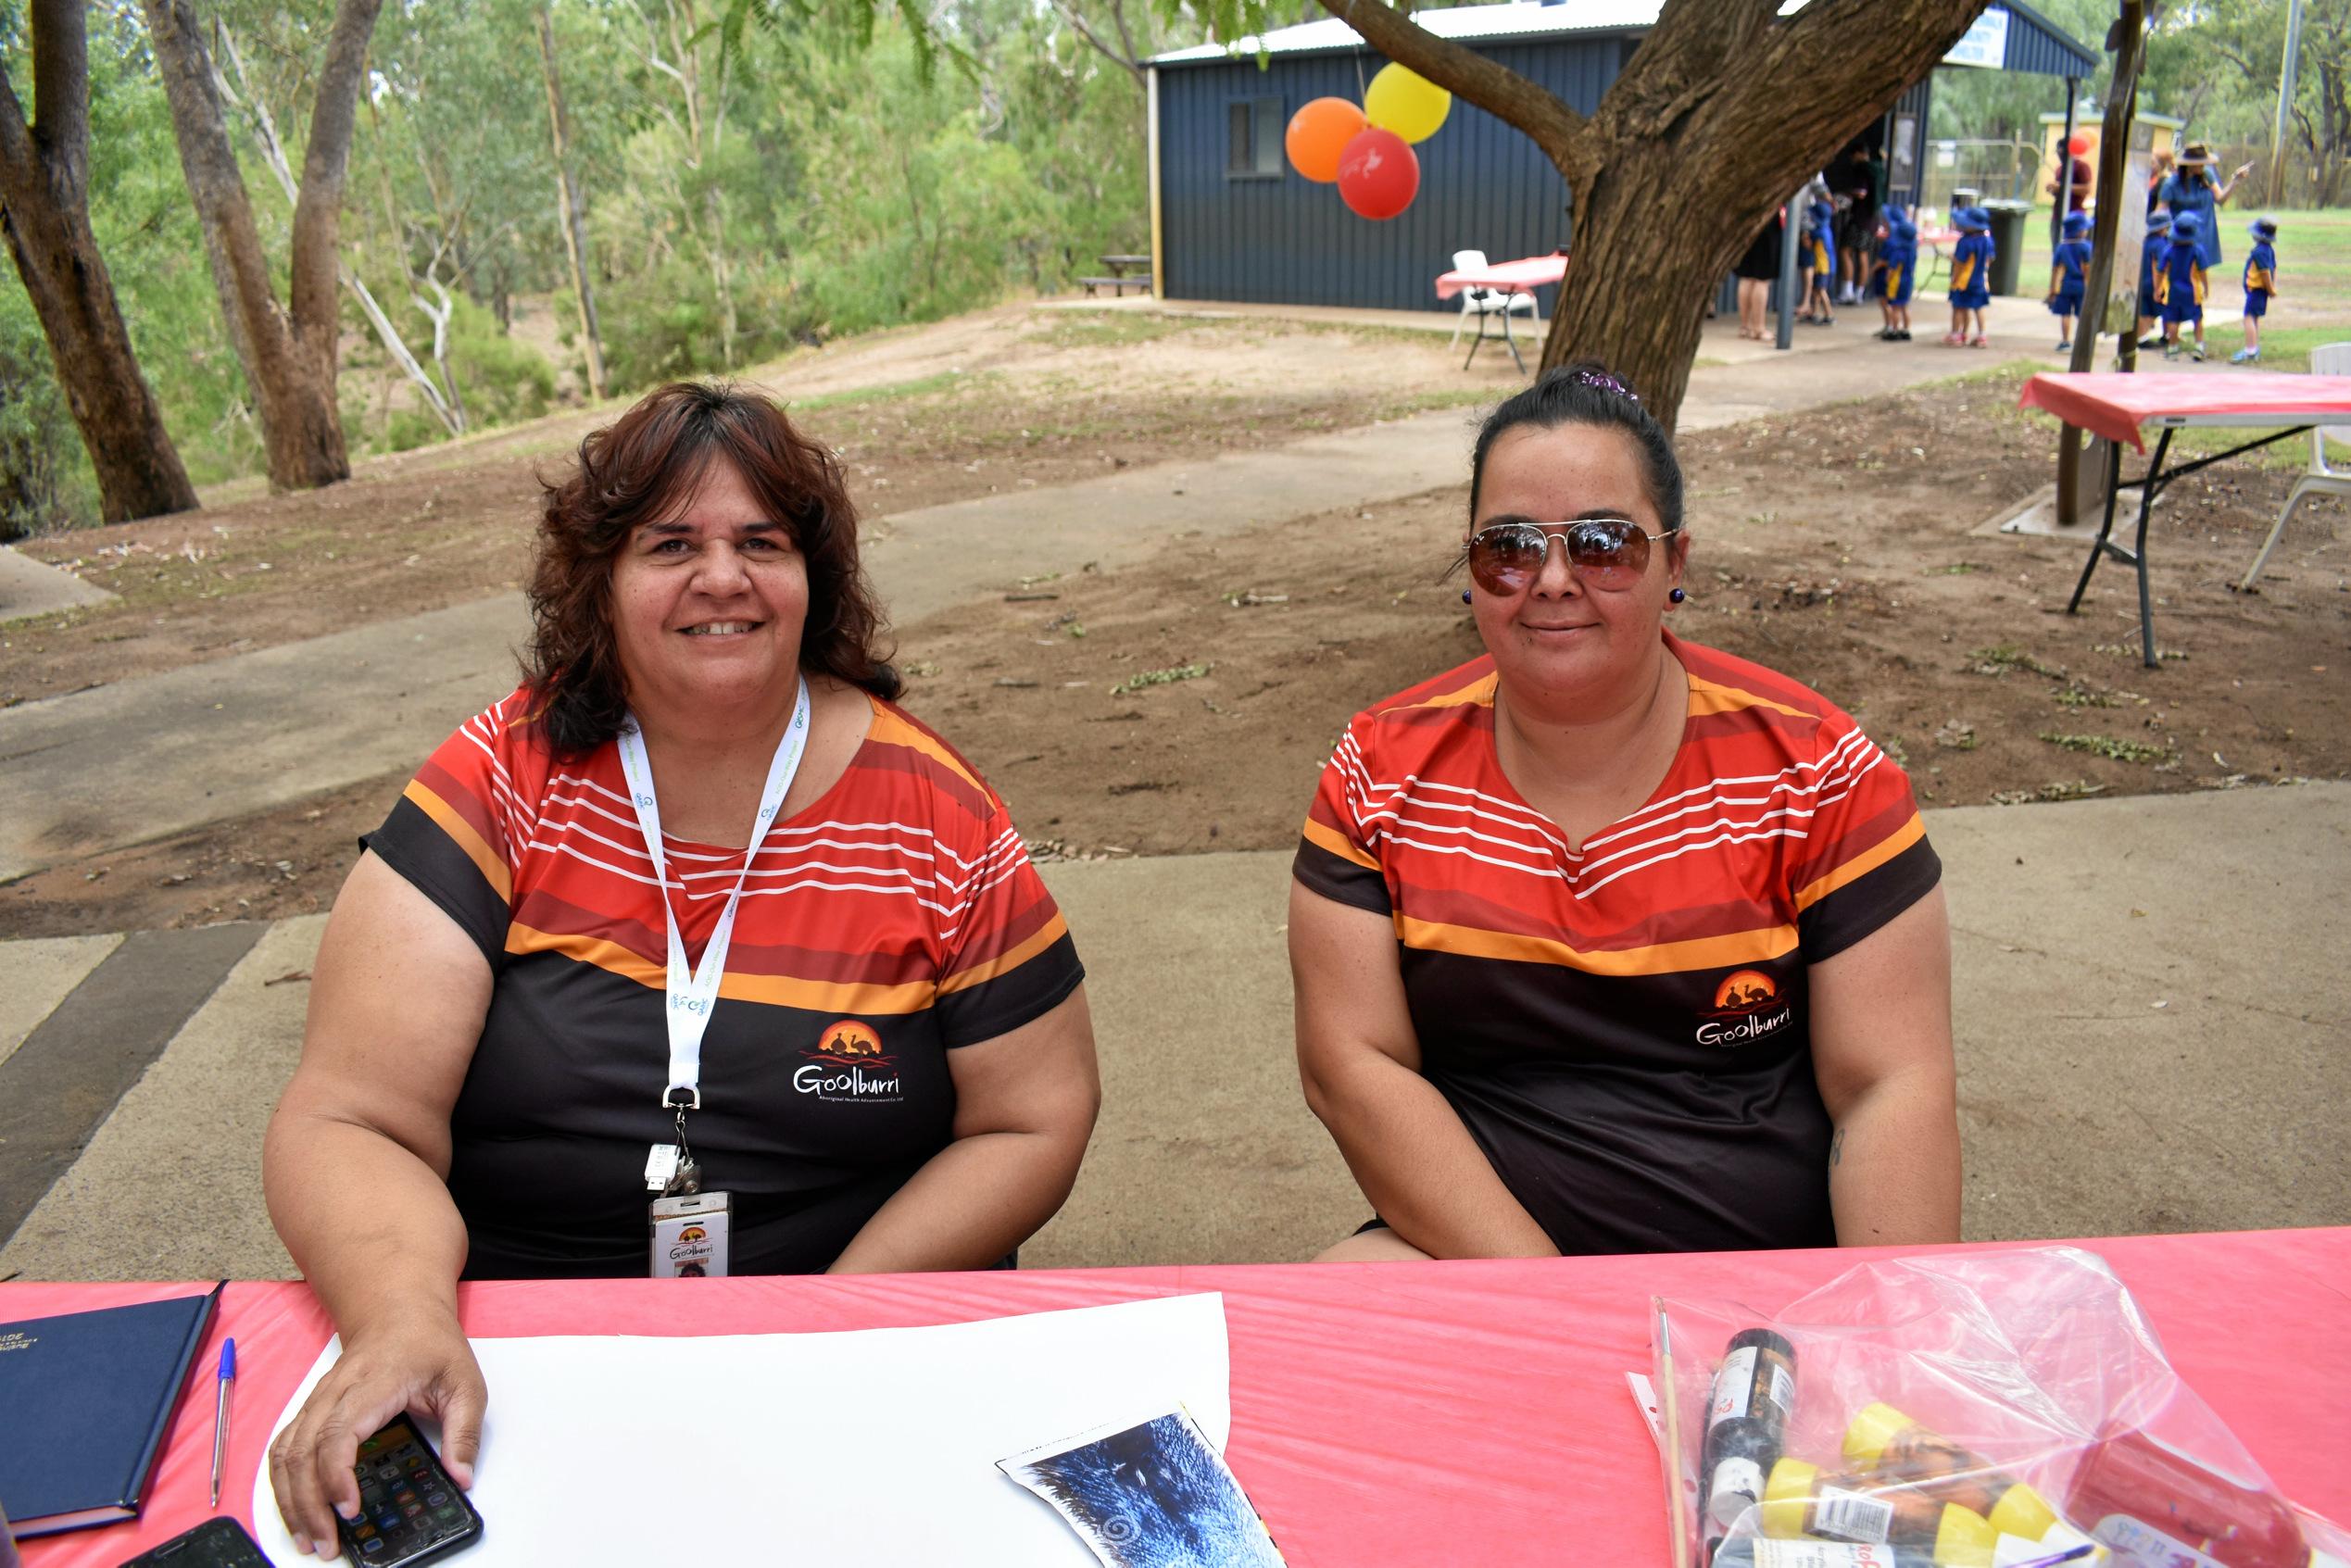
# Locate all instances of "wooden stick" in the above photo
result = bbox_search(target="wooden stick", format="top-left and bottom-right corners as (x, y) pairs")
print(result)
(1655, 1297), (1693, 1568)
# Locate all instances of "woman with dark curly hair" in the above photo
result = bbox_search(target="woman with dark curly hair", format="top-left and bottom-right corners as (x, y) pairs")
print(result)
(261, 382), (1097, 1557)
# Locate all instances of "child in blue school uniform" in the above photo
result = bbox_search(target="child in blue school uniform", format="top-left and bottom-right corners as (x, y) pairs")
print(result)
(1800, 183), (1839, 324)
(2046, 209), (2092, 353)
(2232, 217), (2280, 364)
(1945, 207), (1994, 347)
(2135, 209), (2171, 350)
(2161, 209), (2210, 360)
(1871, 208), (1917, 341)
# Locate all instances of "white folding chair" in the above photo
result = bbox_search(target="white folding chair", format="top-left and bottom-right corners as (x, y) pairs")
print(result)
(1447, 248), (1536, 351)
(2238, 341), (2351, 591)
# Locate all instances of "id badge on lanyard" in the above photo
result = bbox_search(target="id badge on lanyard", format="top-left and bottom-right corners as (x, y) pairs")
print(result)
(616, 679), (811, 1279)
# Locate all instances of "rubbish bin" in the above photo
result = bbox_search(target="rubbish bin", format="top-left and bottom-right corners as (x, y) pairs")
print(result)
(1981, 200), (2031, 295)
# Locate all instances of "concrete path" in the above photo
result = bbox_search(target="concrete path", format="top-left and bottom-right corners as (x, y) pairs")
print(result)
(0, 326), (2067, 883)
(5, 784), (2345, 1282)
(0, 544), (115, 624)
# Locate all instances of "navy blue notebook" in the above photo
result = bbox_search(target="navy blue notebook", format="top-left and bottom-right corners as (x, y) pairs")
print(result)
(0, 1284), (222, 1537)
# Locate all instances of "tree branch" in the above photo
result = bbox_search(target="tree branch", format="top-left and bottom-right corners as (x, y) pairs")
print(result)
(1106, 0), (1143, 69)
(29, 0), (88, 193)
(288, 0), (385, 345)
(1304, 0), (1587, 174)
(1050, 0), (1143, 82)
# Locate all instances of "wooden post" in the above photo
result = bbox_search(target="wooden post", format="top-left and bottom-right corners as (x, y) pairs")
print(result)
(2056, 1), (2146, 527)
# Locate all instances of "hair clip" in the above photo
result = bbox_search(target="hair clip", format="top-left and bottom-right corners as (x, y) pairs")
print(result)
(1569, 368), (1640, 404)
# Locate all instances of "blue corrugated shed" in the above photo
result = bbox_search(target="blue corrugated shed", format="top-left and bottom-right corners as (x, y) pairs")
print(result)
(1148, 3), (2093, 315)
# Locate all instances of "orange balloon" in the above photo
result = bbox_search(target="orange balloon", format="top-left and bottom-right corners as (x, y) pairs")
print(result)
(1287, 96), (1366, 183)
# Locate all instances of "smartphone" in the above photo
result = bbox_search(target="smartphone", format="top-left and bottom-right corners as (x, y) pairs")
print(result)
(119, 1517), (275, 1567)
(332, 1417), (482, 1566)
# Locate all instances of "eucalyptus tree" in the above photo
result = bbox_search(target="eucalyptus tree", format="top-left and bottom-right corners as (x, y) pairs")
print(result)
(0, 0), (199, 521)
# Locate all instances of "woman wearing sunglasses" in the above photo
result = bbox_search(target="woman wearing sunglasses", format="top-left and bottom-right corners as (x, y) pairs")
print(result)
(1289, 365), (1958, 1261)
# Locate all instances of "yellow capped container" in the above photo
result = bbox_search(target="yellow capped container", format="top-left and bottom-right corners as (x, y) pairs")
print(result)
(1933, 1502), (1998, 1568)
(1987, 1482), (2059, 1541)
(1843, 1401), (1914, 1469)
(1760, 1457), (1819, 1539)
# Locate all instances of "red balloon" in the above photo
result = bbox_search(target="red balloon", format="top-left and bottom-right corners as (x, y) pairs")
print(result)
(2067, 133), (2092, 156)
(1336, 128), (1419, 220)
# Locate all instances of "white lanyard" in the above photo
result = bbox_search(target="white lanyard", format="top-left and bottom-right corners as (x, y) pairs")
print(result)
(615, 678), (811, 1110)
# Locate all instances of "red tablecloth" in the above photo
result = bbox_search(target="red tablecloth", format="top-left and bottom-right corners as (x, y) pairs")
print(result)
(12, 1230), (2351, 1567)
(1434, 255), (1566, 301)
(2018, 370), (2351, 453)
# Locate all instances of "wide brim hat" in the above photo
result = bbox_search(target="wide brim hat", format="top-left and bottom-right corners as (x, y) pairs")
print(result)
(2250, 217), (2279, 240)
(2172, 210), (2205, 240)
(2146, 210), (2172, 230)
(2179, 141), (2212, 167)
(2062, 212), (2092, 236)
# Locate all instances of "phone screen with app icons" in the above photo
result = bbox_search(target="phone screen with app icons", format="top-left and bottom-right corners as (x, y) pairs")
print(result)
(334, 1417), (482, 1566)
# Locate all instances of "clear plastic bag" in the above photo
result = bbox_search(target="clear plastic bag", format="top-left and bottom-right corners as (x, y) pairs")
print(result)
(1651, 1247), (2351, 1568)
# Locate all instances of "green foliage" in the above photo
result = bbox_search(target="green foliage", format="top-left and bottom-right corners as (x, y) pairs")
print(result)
(0, 296), (95, 541)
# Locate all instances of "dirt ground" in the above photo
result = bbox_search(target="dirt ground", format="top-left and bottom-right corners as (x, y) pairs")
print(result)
(0, 310), (1507, 706)
(5, 360), (2347, 938)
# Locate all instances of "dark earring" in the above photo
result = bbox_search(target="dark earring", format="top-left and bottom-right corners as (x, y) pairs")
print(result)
(1462, 590), (1473, 604)
(1669, 587), (1687, 604)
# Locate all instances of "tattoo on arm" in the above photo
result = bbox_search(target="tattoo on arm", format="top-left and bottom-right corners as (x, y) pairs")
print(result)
(1829, 1128), (1845, 1169)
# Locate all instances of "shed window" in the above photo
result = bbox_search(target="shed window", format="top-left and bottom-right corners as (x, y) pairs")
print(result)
(1226, 94), (1284, 180)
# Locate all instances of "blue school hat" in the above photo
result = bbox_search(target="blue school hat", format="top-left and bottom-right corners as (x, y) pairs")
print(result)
(2146, 209), (2171, 232)
(2062, 210), (2091, 238)
(2171, 210), (2204, 244)
(2249, 216), (2279, 243)
(1955, 207), (1985, 232)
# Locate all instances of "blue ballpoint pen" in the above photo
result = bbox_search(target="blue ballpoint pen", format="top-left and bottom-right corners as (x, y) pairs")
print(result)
(209, 1338), (237, 1510)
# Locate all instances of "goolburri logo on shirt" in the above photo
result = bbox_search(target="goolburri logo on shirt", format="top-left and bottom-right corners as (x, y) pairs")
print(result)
(1696, 969), (1795, 1048)
(795, 1019), (904, 1103)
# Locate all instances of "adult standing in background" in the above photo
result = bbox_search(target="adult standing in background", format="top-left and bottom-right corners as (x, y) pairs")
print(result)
(1733, 209), (1782, 342)
(2161, 142), (2257, 270)
(2045, 135), (2093, 214)
(2144, 148), (2175, 219)
(1837, 145), (1880, 307)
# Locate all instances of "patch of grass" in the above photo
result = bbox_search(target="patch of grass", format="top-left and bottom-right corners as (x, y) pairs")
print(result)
(2052, 685), (2123, 709)
(1922, 561), (1988, 575)
(790, 370), (985, 411)
(1026, 312), (1214, 350)
(1969, 644), (2066, 679)
(2040, 732), (2173, 764)
(1990, 780), (2108, 805)
(1109, 661), (1213, 695)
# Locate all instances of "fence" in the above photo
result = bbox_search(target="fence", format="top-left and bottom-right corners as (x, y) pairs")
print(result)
(2198, 139), (2345, 211)
(1917, 137), (2044, 215)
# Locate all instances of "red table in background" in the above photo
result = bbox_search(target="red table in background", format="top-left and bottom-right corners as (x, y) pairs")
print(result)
(1434, 254), (1565, 374)
(2018, 370), (2351, 666)
(13, 1230), (2351, 1568)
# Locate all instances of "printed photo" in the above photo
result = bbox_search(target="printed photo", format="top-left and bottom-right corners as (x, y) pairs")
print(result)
(999, 1406), (1287, 1568)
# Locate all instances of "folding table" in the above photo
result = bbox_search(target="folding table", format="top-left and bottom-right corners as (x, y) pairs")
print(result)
(2018, 370), (2351, 667)
(1434, 253), (1564, 373)
(15, 1228), (2351, 1568)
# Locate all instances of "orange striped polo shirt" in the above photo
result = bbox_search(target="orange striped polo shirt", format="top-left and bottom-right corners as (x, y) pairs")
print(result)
(365, 684), (1084, 1278)
(1293, 633), (1940, 1254)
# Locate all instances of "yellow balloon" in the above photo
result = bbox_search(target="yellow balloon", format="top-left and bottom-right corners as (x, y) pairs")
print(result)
(1364, 62), (1450, 144)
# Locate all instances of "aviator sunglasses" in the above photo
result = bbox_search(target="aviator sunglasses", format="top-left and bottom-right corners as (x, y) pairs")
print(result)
(1465, 517), (1681, 595)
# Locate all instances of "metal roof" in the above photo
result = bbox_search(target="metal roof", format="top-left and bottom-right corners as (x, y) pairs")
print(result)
(1148, 0), (2094, 76)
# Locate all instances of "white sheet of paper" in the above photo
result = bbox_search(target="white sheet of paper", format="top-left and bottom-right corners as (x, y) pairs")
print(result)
(253, 1293), (1230, 1567)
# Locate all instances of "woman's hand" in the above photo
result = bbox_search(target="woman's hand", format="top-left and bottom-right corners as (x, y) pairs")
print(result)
(267, 1311), (485, 1559)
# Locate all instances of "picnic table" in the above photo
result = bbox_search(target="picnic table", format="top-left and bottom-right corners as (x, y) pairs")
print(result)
(2018, 370), (2351, 666)
(1434, 252), (1565, 373)
(1079, 253), (1153, 297)
(15, 1227), (2351, 1566)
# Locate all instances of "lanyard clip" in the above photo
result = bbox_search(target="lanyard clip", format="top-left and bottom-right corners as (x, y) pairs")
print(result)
(662, 1085), (701, 1111)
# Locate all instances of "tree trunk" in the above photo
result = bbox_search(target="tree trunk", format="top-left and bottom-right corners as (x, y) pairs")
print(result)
(0, 0), (198, 523)
(1310, 0), (1993, 435)
(141, 0), (382, 493)
(536, 6), (607, 399)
